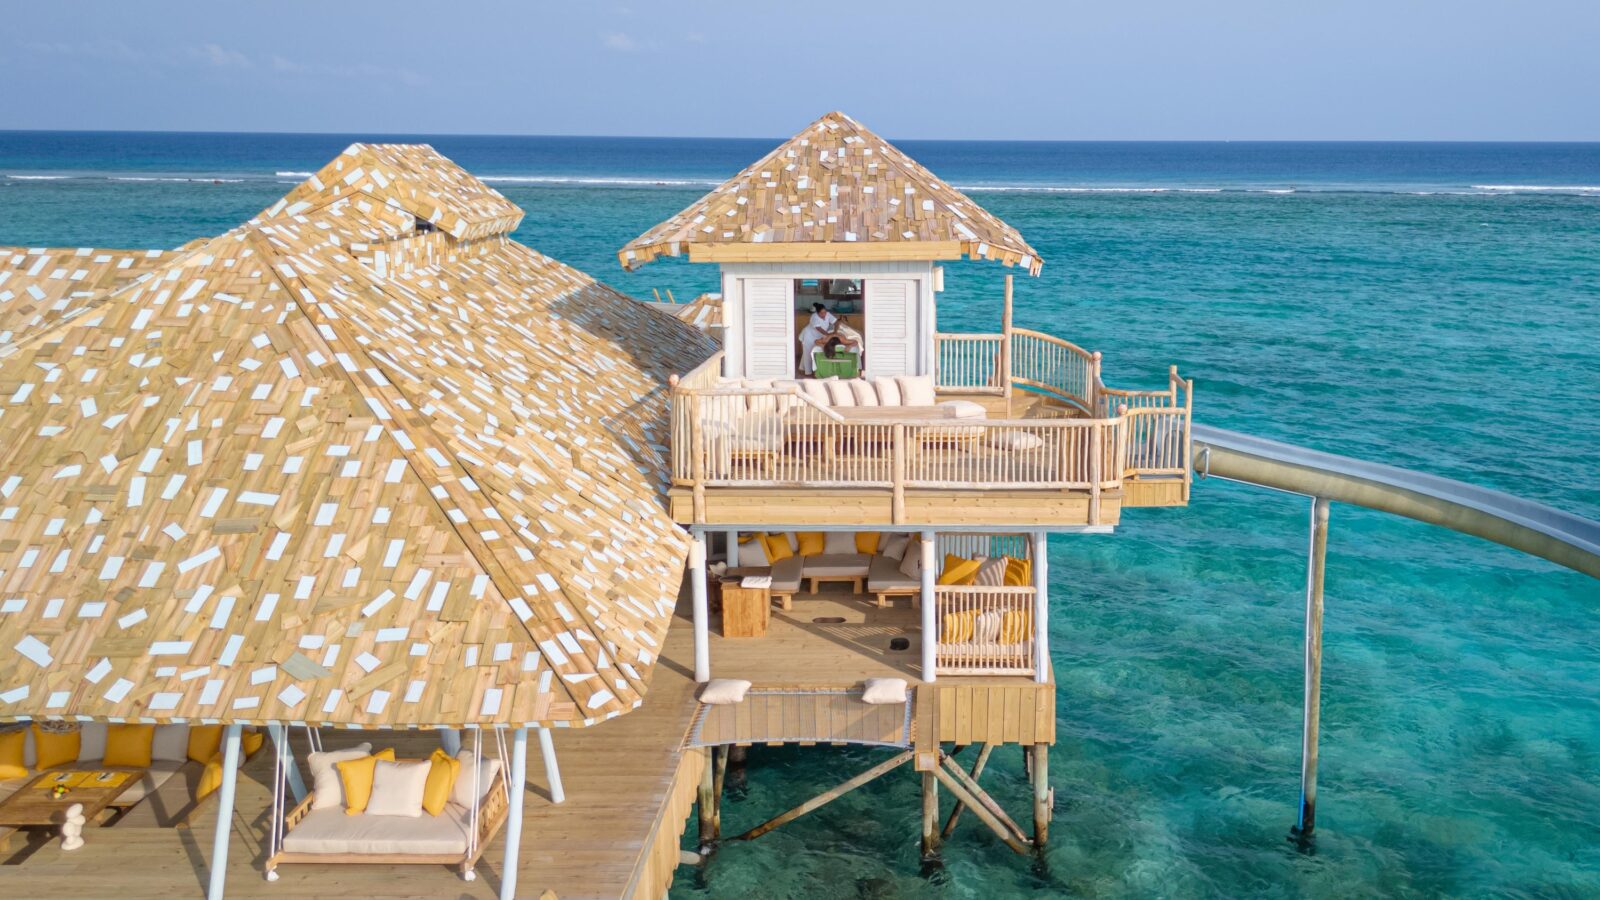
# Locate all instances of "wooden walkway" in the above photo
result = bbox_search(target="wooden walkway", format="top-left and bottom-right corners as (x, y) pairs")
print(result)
(686, 690), (913, 749)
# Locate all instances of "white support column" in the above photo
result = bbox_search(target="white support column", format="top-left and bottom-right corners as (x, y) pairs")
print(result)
(206, 724), (242, 900)
(267, 723), (307, 803)
(690, 529), (710, 683)
(1032, 530), (1050, 683)
(920, 530), (937, 682)
(500, 727), (529, 900)
(538, 727), (565, 804)
(725, 529), (740, 566)
(438, 728), (462, 755)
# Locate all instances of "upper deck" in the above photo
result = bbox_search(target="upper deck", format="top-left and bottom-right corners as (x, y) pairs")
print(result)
(667, 326), (1193, 529)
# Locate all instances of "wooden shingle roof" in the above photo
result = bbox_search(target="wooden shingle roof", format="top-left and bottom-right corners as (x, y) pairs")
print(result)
(0, 145), (715, 730)
(619, 111), (1042, 274)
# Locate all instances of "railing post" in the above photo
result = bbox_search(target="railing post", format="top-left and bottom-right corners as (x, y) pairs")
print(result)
(892, 424), (906, 524)
(1031, 530), (1049, 684)
(1089, 421), (1103, 524)
(1183, 378), (1195, 503)
(1001, 275), (1014, 398)
(689, 529), (710, 684)
(689, 392), (706, 524)
(920, 531), (937, 682)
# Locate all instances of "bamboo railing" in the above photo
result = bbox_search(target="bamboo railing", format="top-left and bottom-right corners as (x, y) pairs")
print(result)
(1009, 329), (1100, 413)
(933, 585), (1036, 676)
(933, 333), (1006, 394)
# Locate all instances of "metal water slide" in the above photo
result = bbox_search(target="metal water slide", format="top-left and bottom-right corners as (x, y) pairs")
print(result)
(1186, 423), (1600, 845)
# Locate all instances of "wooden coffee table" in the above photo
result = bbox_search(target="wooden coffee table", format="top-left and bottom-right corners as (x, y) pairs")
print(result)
(0, 770), (138, 840)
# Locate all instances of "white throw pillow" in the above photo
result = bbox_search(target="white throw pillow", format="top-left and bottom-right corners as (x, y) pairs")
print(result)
(861, 678), (908, 705)
(940, 400), (986, 420)
(880, 533), (911, 561)
(307, 743), (374, 810)
(699, 678), (752, 705)
(772, 380), (802, 412)
(451, 751), (504, 808)
(849, 380), (879, 406)
(872, 376), (902, 407)
(975, 611), (1004, 644)
(745, 379), (778, 415)
(974, 556), (1008, 587)
(738, 535), (770, 567)
(898, 546), (923, 579)
(366, 759), (430, 817)
(896, 374), (937, 406)
(823, 532), (857, 555)
(150, 724), (190, 763)
(78, 723), (108, 762)
(799, 379), (832, 407)
(825, 379), (856, 407)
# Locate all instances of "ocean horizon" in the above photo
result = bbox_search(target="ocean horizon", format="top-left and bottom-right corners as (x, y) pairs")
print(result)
(2, 131), (1597, 897)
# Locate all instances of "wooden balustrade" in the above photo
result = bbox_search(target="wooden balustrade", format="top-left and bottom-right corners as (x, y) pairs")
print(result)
(933, 586), (1037, 676)
(1009, 329), (1098, 412)
(934, 333), (1006, 394)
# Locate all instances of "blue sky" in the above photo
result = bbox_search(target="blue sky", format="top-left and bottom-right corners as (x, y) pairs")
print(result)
(5, 1), (1598, 140)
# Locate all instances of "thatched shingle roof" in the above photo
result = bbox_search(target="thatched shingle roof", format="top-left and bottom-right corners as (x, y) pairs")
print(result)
(620, 111), (1042, 274)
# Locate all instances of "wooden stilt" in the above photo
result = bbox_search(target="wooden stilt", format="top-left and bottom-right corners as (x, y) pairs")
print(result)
(930, 763), (1030, 855)
(732, 751), (912, 842)
(939, 753), (1029, 846)
(711, 746), (729, 839)
(1031, 744), (1050, 847)
(921, 770), (940, 861)
(697, 749), (716, 850)
(1294, 496), (1331, 847)
(941, 742), (994, 838)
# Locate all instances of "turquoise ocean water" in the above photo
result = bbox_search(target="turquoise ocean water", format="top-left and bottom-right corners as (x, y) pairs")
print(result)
(2, 133), (1597, 897)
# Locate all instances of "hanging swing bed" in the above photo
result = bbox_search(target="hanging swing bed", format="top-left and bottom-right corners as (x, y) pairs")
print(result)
(263, 727), (510, 882)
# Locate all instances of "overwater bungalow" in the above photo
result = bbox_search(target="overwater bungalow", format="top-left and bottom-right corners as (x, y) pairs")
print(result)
(0, 117), (1594, 900)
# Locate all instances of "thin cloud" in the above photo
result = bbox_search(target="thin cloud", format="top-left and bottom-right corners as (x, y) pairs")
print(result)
(24, 39), (147, 64)
(193, 43), (252, 68)
(602, 32), (639, 52)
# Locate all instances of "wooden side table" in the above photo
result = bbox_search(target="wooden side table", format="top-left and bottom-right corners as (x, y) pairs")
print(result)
(720, 576), (771, 638)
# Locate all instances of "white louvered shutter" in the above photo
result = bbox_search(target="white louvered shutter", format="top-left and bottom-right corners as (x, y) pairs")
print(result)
(864, 279), (918, 377)
(742, 278), (795, 378)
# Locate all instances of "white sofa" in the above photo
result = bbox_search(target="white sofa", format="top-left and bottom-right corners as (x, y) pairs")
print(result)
(739, 531), (922, 607)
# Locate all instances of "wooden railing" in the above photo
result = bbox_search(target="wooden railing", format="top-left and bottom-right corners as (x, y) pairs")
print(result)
(933, 586), (1036, 676)
(1010, 328), (1100, 413)
(669, 351), (724, 485)
(933, 333), (1006, 394)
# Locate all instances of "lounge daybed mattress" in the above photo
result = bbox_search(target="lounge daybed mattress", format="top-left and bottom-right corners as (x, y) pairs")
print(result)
(281, 802), (476, 855)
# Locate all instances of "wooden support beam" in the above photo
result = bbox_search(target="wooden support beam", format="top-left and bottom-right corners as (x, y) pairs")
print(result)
(921, 770), (940, 861)
(712, 745), (729, 839)
(930, 761), (1031, 855)
(1001, 275), (1014, 399)
(1294, 496), (1330, 845)
(697, 748), (716, 850)
(205, 724), (242, 900)
(731, 751), (913, 842)
(1032, 744), (1051, 847)
(941, 742), (994, 838)
(939, 753), (1029, 846)
(689, 530), (710, 683)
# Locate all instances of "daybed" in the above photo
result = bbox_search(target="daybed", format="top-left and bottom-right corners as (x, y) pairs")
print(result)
(737, 531), (923, 608)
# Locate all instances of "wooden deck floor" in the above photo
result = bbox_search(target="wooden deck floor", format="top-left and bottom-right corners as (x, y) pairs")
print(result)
(0, 584), (1045, 898)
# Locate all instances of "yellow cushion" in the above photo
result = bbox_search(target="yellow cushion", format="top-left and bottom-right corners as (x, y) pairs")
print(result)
(242, 728), (264, 757)
(855, 532), (881, 554)
(104, 724), (155, 768)
(1000, 609), (1034, 644)
(187, 725), (223, 764)
(33, 725), (82, 770)
(197, 751), (224, 799)
(0, 729), (27, 779)
(940, 609), (976, 643)
(937, 554), (982, 586)
(761, 533), (794, 562)
(336, 748), (396, 815)
(1003, 556), (1032, 587)
(422, 748), (461, 816)
(795, 532), (825, 557)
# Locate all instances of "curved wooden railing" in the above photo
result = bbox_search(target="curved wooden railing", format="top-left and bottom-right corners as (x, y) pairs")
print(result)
(1009, 328), (1100, 413)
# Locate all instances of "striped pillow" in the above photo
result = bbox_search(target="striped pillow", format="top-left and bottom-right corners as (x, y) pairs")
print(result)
(974, 557), (1007, 587)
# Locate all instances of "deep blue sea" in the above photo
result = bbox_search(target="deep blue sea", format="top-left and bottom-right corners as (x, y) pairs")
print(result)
(2, 132), (1597, 898)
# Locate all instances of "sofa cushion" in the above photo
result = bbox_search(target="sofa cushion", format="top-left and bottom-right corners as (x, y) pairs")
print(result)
(33, 725), (80, 770)
(825, 379), (856, 407)
(366, 760), (430, 818)
(855, 532), (881, 555)
(974, 556), (1009, 587)
(699, 678), (752, 705)
(187, 725), (224, 764)
(449, 752), (503, 809)
(738, 535), (770, 567)
(744, 379), (779, 415)
(151, 724), (190, 763)
(896, 374), (937, 406)
(307, 744), (374, 810)
(762, 532), (795, 562)
(78, 723), (108, 763)
(871, 376), (902, 406)
(799, 379), (832, 406)
(105, 724), (155, 768)
(68, 758), (186, 806)
(898, 546), (923, 579)
(823, 531), (857, 556)
(795, 532), (826, 556)
(281, 804), (472, 856)
(0, 728), (26, 779)
(769, 555), (804, 592)
(862, 678), (909, 705)
(802, 553), (871, 578)
(879, 533), (911, 561)
(849, 379), (879, 406)
(940, 400), (987, 419)
(938, 554), (984, 586)
(868, 554), (918, 591)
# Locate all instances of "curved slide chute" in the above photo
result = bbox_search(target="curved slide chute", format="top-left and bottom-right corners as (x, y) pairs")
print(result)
(1191, 424), (1600, 581)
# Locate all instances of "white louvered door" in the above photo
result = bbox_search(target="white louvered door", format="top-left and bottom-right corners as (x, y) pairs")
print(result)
(864, 279), (918, 377)
(741, 278), (795, 379)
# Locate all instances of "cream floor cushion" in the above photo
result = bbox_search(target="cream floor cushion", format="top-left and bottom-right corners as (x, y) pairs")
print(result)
(281, 803), (474, 855)
(769, 556), (804, 592)
(862, 678), (909, 705)
(939, 400), (987, 419)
